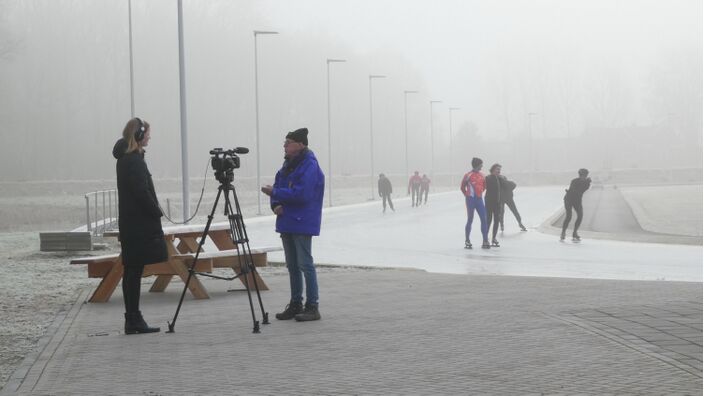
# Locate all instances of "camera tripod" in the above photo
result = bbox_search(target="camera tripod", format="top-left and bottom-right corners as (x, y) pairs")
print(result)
(167, 173), (269, 334)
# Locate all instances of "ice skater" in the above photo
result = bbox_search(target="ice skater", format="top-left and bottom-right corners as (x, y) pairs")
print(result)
(408, 171), (422, 207)
(499, 177), (527, 232)
(561, 168), (591, 242)
(484, 163), (503, 247)
(420, 174), (431, 204)
(378, 173), (395, 213)
(460, 157), (490, 249)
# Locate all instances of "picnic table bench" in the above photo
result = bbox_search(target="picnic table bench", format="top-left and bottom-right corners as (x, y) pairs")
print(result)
(71, 222), (281, 303)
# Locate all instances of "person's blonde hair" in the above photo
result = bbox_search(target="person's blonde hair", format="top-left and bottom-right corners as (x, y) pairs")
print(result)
(122, 118), (150, 154)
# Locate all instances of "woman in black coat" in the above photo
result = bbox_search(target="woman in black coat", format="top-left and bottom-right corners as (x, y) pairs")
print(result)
(112, 117), (167, 334)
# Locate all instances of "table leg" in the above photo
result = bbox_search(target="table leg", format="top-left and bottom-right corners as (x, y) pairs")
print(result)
(210, 230), (237, 250)
(169, 259), (209, 299)
(241, 271), (269, 291)
(177, 237), (200, 253)
(229, 256), (269, 291)
(149, 275), (173, 292)
(89, 257), (124, 303)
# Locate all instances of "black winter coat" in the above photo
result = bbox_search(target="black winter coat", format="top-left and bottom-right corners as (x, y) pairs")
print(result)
(501, 179), (517, 200)
(113, 138), (168, 267)
(378, 177), (393, 196)
(484, 174), (504, 207)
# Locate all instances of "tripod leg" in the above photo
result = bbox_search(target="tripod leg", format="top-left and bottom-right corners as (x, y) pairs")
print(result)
(228, 186), (269, 325)
(223, 189), (261, 333)
(167, 186), (224, 333)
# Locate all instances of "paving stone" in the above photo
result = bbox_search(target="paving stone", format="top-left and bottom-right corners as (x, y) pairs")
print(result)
(1, 270), (701, 395)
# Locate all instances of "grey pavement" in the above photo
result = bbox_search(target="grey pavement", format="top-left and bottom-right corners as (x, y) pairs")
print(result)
(2, 268), (701, 395)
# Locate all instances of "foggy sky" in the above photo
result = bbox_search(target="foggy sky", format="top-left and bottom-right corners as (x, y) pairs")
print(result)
(0, 0), (701, 182)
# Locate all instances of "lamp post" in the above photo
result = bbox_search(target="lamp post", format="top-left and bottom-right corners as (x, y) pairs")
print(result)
(528, 112), (537, 173)
(369, 75), (386, 200)
(177, 0), (190, 222)
(253, 30), (278, 215)
(429, 100), (442, 179)
(127, 0), (135, 118)
(403, 90), (418, 180)
(326, 58), (346, 207)
(448, 107), (461, 185)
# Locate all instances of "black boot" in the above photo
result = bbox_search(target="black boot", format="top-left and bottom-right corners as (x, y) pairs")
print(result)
(125, 311), (160, 335)
(275, 301), (303, 320)
(295, 303), (321, 322)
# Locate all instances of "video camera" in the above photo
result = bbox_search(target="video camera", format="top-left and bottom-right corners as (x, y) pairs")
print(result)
(210, 147), (249, 184)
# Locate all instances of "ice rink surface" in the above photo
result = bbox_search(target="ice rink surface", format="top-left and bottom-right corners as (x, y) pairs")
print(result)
(243, 186), (702, 282)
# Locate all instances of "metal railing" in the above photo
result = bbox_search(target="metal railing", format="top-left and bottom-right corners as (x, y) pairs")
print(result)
(85, 190), (118, 236)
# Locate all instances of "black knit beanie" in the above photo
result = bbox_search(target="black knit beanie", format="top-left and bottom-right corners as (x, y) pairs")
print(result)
(286, 128), (309, 146)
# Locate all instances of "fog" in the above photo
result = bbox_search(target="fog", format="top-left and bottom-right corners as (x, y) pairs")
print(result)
(0, 0), (701, 183)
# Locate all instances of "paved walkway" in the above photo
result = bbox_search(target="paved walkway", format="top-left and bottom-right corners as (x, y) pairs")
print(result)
(2, 269), (701, 395)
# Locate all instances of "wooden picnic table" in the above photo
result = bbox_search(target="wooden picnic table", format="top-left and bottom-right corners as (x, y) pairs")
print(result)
(75, 222), (278, 302)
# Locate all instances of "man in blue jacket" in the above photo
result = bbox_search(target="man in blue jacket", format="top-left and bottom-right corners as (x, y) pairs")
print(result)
(261, 128), (325, 322)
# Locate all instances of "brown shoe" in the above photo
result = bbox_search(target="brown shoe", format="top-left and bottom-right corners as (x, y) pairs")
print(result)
(294, 303), (321, 322)
(275, 302), (303, 320)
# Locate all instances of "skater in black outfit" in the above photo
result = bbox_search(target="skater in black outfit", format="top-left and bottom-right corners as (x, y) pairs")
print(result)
(420, 174), (431, 204)
(484, 163), (503, 247)
(499, 178), (527, 232)
(561, 168), (591, 242)
(378, 173), (395, 213)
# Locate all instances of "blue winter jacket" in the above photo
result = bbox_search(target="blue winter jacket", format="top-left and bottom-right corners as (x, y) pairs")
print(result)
(270, 148), (325, 236)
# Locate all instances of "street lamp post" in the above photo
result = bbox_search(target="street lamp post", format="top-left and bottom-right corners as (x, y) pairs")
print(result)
(127, 0), (135, 118)
(403, 90), (418, 180)
(326, 59), (346, 207)
(429, 100), (442, 179)
(448, 107), (461, 185)
(528, 112), (537, 173)
(254, 30), (278, 215)
(369, 75), (386, 200)
(177, 0), (190, 223)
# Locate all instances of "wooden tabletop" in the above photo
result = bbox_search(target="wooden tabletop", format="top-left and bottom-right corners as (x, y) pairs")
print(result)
(103, 222), (233, 238)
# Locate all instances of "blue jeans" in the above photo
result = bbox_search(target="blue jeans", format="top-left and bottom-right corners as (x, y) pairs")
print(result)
(465, 196), (489, 243)
(281, 233), (319, 305)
